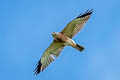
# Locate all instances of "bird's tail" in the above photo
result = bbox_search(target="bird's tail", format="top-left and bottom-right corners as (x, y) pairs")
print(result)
(74, 43), (85, 52)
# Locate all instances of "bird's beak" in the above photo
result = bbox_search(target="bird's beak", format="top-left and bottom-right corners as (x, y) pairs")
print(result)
(52, 32), (55, 35)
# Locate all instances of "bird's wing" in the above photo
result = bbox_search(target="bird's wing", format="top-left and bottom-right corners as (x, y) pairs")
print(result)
(61, 9), (93, 38)
(34, 40), (65, 75)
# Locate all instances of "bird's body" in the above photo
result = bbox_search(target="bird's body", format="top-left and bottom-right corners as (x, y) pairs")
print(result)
(34, 9), (93, 75)
(52, 32), (75, 47)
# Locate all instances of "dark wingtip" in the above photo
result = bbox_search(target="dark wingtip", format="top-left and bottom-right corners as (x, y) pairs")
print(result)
(34, 60), (42, 75)
(77, 9), (93, 18)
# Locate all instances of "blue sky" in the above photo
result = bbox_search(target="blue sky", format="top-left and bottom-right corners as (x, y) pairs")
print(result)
(0, 0), (120, 80)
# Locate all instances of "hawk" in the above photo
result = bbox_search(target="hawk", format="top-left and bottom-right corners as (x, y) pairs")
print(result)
(34, 9), (93, 75)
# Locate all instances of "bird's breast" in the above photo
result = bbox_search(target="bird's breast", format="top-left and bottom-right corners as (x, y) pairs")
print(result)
(54, 33), (68, 43)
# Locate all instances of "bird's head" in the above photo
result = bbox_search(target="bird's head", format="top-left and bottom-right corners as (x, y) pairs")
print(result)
(52, 32), (59, 38)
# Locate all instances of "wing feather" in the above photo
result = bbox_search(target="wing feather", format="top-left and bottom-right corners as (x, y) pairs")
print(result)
(61, 9), (93, 38)
(34, 41), (65, 75)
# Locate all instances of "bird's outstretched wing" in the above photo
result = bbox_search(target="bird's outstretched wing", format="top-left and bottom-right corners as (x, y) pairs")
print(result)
(61, 9), (93, 38)
(34, 41), (65, 75)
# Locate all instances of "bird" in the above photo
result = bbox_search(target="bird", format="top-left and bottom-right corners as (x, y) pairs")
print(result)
(34, 9), (93, 75)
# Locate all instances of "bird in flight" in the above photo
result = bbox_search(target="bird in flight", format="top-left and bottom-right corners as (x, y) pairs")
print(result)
(34, 9), (93, 75)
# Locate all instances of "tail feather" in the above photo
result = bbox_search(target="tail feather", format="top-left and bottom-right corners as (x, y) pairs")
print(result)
(75, 44), (85, 52)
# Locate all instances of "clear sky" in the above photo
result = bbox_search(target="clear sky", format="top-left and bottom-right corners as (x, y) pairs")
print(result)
(0, 0), (120, 80)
